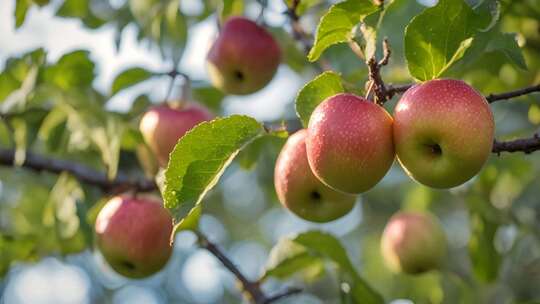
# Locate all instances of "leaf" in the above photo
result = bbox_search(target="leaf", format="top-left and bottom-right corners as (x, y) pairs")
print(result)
(174, 205), (202, 233)
(468, 210), (500, 282)
(485, 32), (527, 70)
(268, 27), (309, 73)
(474, 0), (500, 32)
(163, 115), (264, 228)
(162, 0), (188, 63)
(56, 0), (104, 28)
(285, 0), (322, 16)
(265, 231), (384, 304)
(262, 238), (322, 280)
(44, 50), (95, 90)
(191, 83), (225, 112)
(15, 0), (31, 28)
(111, 67), (153, 95)
(45, 173), (84, 240)
(219, 0), (244, 24)
(295, 71), (344, 127)
(404, 0), (478, 81)
(307, 0), (379, 62)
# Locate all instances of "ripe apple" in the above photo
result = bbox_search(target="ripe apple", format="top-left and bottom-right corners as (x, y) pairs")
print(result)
(139, 103), (212, 167)
(95, 196), (173, 278)
(381, 211), (447, 274)
(274, 129), (356, 222)
(306, 93), (395, 194)
(393, 79), (494, 188)
(206, 17), (281, 95)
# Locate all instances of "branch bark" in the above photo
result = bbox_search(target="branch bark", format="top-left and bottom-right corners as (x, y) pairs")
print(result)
(486, 84), (540, 103)
(492, 133), (540, 154)
(0, 147), (157, 193)
(196, 231), (300, 304)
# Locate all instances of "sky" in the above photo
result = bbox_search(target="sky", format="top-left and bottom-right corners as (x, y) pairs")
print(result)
(0, 0), (305, 121)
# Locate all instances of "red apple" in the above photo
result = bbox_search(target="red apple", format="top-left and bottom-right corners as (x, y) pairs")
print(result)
(381, 211), (447, 274)
(206, 17), (281, 95)
(393, 79), (495, 188)
(139, 103), (212, 167)
(306, 93), (395, 194)
(95, 196), (173, 278)
(275, 129), (356, 222)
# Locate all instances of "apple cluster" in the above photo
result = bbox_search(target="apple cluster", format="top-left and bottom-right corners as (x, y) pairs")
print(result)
(93, 17), (281, 279)
(275, 79), (494, 274)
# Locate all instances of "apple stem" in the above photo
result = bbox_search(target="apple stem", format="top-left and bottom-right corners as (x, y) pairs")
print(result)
(366, 38), (392, 105)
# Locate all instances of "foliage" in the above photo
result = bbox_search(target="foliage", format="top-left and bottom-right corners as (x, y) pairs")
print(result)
(1, 0), (540, 303)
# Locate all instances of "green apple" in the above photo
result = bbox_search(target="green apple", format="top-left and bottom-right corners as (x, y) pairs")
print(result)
(306, 93), (395, 194)
(206, 17), (281, 95)
(381, 211), (447, 274)
(95, 196), (173, 279)
(139, 103), (212, 167)
(274, 129), (356, 222)
(393, 79), (494, 188)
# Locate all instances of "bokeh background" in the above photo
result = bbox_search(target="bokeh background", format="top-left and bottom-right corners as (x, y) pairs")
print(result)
(1, 0), (540, 303)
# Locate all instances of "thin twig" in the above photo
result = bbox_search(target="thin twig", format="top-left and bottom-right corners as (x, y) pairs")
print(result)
(366, 38), (392, 104)
(196, 232), (268, 303)
(0, 148), (157, 193)
(265, 287), (303, 303)
(486, 84), (540, 103)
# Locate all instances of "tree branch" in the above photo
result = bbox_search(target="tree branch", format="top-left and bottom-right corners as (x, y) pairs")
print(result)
(195, 231), (300, 304)
(0, 147), (157, 193)
(265, 287), (303, 303)
(492, 133), (540, 154)
(486, 84), (540, 103)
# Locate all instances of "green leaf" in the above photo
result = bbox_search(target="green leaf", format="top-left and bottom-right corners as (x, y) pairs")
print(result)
(295, 71), (344, 127)
(162, 0), (188, 63)
(191, 83), (225, 112)
(468, 210), (500, 282)
(44, 50), (95, 90)
(262, 238), (323, 280)
(174, 205), (202, 233)
(485, 32), (527, 70)
(219, 0), (244, 24)
(56, 0), (105, 28)
(270, 231), (384, 304)
(15, 0), (31, 28)
(268, 27), (309, 73)
(307, 0), (379, 62)
(163, 115), (264, 228)
(111, 67), (153, 95)
(44, 173), (84, 240)
(404, 0), (478, 81)
(285, 0), (322, 16)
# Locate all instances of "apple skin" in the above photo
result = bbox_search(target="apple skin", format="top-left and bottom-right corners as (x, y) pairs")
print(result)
(381, 211), (447, 275)
(139, 104), (212, 167)
(206, 17), (281, 95)
(95, 196), (173, 279)
(306, 93), (395, 194)
(393, 79), (494, 188)
(274, 129), (356, 222)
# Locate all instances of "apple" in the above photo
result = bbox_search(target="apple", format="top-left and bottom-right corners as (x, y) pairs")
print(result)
(274, 129), (356, 222)
(306, 93), (395, 194)
(206, 17), (281, 95)
(139, 103), (212, 167)
(95, 196), (173, 278)
(393, 79), (494, 188)
(381, 211), (447, 274)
